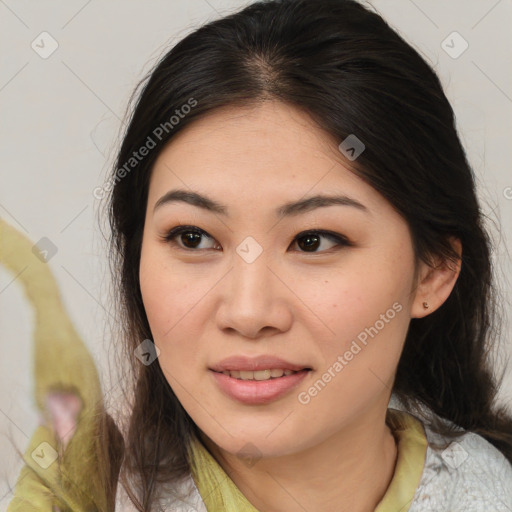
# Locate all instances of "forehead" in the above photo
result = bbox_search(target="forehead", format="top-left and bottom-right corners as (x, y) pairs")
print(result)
(161, 101), (335, 165)
(147, 100), (386, 218)
(166, 100), (331, 146)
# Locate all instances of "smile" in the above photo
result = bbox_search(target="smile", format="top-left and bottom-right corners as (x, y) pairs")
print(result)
(210, 368), (311, 405)
(216, 369), (299, 380)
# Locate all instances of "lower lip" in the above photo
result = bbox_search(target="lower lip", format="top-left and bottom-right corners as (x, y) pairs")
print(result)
(210, 369), (310, 405)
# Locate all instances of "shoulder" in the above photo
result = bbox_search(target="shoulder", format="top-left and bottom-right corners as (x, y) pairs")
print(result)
(410, 420), (512, 511)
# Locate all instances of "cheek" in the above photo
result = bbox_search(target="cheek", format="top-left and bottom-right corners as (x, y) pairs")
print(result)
(298, 263), (411, 338)
(140, 242), (194, 329)
(140, 272), (203, 388)
(139, 246), (207, 362)
(293, 272), (409, 426)
(292, 250), (414, 377)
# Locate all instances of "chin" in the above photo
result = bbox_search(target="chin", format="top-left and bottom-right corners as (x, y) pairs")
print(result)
(198, 424), (308, 461)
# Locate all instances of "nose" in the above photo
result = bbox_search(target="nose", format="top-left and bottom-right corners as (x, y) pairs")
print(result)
(215, 250), (293, 340)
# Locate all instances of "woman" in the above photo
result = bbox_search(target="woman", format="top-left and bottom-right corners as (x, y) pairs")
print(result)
(15, 0), (509, 510)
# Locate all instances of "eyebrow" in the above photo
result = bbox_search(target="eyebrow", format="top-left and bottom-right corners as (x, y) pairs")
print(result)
(153, 189), (370, 217)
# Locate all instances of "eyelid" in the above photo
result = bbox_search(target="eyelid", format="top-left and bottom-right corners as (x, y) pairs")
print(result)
(162, 225), (215, 248)
(294, 229), (352, 245)
(163, 225), (210, 239)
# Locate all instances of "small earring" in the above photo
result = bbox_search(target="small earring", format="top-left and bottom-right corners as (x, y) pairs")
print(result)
(423, 301), (429, 309)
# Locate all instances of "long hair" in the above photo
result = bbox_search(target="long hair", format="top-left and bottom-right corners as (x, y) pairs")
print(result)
(101, 0), (512, 509)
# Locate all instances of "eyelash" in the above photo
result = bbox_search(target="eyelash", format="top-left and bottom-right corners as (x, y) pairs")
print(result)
(161, 225), (353, 254)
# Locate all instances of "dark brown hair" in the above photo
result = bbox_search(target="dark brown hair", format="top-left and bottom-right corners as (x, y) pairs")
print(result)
(98, 0), (512, 509)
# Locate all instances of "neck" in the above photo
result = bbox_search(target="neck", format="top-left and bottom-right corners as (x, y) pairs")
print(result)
(199, 401), (398, 512)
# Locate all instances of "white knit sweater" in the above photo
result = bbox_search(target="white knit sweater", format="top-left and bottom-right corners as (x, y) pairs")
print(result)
(409, 423), (512, 510)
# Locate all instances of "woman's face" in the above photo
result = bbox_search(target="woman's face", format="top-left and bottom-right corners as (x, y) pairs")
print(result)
(139, 100), (426, 458)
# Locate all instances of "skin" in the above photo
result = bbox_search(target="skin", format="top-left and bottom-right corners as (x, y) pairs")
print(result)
(139, 100), (461, 512)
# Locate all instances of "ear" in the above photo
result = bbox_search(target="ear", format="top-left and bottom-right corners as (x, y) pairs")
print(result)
(411, 237), (462, 318)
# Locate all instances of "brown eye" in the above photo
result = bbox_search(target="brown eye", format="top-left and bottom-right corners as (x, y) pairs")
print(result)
(163, 226), (218, 251)
(291, 230), (351, 253)
(180, 231), (203, 249)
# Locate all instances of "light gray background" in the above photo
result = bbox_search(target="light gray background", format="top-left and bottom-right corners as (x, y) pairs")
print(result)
(1, 0), (511, 508)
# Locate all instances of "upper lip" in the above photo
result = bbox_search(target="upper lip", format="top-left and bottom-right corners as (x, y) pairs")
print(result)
(210, 355), (312, 372)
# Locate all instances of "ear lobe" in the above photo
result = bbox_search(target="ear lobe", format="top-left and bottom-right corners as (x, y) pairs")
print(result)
(411, 237), (462, 318)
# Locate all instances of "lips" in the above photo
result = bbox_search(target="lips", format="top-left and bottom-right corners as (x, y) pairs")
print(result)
(220, 369), (298, 381)
(209, 355), (312, 373)
(209, 355), (312, 404)
(210, 368), (311, 405)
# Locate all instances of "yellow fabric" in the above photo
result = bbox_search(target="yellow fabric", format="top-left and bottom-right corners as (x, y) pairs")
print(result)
(1, 218), (110, 512)
(375, 409), (428, 511)
(189, 409), (428, 512)
(188, 438), (260, 512)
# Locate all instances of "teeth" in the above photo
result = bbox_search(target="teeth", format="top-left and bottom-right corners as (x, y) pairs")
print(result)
(221, 369), (300, 380)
